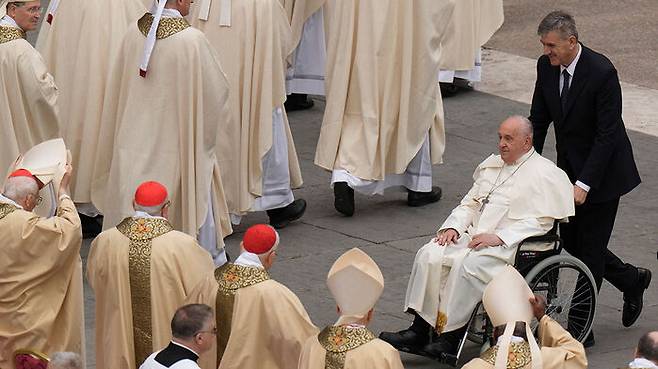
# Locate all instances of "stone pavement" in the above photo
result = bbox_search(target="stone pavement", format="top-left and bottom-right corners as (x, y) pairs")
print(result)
(29, 0), (657, 368)
(79, 90), (658, 369)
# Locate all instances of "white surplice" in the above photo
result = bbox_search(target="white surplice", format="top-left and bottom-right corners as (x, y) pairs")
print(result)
(286, 8), (326, 95)
(404, 150), (575, 333)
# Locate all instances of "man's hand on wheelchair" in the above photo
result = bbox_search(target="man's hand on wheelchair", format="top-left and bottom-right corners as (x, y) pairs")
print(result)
(467, 233), (503, 250)
(529, 294), (547, 321)
(435, 228), (459, 246)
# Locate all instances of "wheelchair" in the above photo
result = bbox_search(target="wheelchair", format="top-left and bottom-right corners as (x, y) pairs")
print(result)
(436, 228), (598, 366)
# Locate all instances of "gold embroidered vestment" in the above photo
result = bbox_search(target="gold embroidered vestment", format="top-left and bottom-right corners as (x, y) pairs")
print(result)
(480, 341), (532, 369)
(0, 26), (25, 44)
(318, 326), (377, 369)
(214, 263), (270, 364)
(137, 13), (190, 39)
(116, 217), (173, 368)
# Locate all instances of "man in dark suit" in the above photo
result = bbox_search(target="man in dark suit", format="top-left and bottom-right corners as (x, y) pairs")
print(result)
(529, 11), (651, 346)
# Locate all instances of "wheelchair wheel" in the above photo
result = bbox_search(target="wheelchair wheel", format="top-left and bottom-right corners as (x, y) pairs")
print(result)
(524, 255), (597, 343)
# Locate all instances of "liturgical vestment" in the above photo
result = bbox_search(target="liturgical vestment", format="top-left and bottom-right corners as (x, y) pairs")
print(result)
(439, 0), (504, 72)
(0, 20), (59, 178)
(462, 316), (587, 369)
(185, 256), (318, 369)
(404, 150), (574, 333)
(91, 12), (233, 255)
(0, 196), (83, 369)
(36, 0), (147, 207)
(315, 0), (455, 183)
(188, 0), (303, 216)
(298, 326), (404, 369)
(87, 215), (215, 369)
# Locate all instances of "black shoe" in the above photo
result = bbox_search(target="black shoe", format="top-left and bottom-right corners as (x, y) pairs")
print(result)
(421, 332), (461, 358)
(284, 94), (314, 111)
(80, 213), (103, 239)
(379, 329), (429, 352)
(266, 199), (307, 229)
(408, 186), (442, 207)
(333, 182), (354, 216)
(583, 331), (595, 348)
(622, 267), (652, 327)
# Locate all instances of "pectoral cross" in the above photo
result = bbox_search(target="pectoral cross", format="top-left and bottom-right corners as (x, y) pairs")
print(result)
(479, 195), (490, 213)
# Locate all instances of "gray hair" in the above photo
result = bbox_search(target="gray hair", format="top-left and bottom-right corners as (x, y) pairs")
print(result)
(49, 352), (82, 369)
(537, 10), (579, 40)
(637, 331), (658, 363)
(509, 115), (534, 139)
(2, 176), (39, 203)
(171, 304), (214, 340)
(134, 201), (167, 216)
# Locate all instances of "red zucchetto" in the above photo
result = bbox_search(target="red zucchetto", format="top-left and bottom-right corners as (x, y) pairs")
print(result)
(134, 181), (168, 207)
(9, 169), (44, 189)
(243, 224), (279, 255)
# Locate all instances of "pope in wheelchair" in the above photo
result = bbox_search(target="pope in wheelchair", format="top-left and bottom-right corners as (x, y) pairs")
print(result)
(380, 116), (575, 358)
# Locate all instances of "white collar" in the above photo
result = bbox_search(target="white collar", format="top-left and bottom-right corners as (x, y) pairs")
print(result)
(561, 43), (582, 77)
(133, 211), (167, 220)
(629, 358), (658, 369)
(149, 4), (183, 18)
(0, 193), (23, 209)
(496, 335), (526, 345)
(0, 15), (21, 30)
(171, 341), (200, 357)
(235, 251), (264, 268)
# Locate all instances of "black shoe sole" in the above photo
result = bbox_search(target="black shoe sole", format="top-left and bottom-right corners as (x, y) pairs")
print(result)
(268, 199), (307, 229)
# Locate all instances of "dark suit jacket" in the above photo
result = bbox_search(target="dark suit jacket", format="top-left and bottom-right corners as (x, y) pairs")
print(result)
(529, 44), (641, 203)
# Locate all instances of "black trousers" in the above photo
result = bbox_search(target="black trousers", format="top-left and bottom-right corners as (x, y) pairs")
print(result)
(560, 197), (638, 292)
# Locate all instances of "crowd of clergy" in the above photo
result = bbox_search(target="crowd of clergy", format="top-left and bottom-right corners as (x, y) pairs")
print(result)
(0, 0), (654, 368)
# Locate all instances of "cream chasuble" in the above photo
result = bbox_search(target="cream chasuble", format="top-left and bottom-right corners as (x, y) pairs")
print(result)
(35, 0), (147, 205)
(0, 25), (59, 179)
(0, 197), (84, 369)
(438, 0), (504, 71)
(314, 0), (455, 181)
(404, 151), (574, 333)
(185, 263), (318, 369)
(87, 217), (215, 369)
(298, 326), (404, 369)
(91, 13), (233, 249)
(187, 0), (303, 215)
(462, 316), (588, 369)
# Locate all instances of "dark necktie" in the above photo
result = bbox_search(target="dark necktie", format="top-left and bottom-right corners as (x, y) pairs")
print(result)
(561, 69), (571, 112)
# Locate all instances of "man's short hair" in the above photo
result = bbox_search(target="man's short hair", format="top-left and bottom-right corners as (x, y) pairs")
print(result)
(49, 352), (82, 369)
(537, 10), (579, 40)
(2, 176), (39, 203)
(637, 331), (658, 363)
(171, 304), (213, 340)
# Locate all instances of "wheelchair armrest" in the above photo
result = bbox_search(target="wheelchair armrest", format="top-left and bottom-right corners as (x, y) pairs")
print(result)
(520, 233), (561, 245)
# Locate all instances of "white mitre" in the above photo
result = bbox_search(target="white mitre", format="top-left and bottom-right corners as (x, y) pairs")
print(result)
(483, 265), (543, 369)
(327, 248), (384, 326)
(14, 138), (69, 192)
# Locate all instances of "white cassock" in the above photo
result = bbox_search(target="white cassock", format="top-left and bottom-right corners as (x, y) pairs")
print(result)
(286, 1), (326, 95)
(404, 150), (574, 333)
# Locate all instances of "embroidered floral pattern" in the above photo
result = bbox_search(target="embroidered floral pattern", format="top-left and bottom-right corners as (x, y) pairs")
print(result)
(435, 311), (448, 334)
(0, 26), (25, 44)
(117, 217), (173, 368)
(481, 341), (532, 369)
(137, 13), (190, 39)
(0, 203), (18, 220)
(318, 326), (376, 369)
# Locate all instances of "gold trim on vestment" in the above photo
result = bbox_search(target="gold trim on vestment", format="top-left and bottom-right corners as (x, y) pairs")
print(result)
(435, 311), (448, 334)
(116, 217), (173, 368)
(0, 26), (25, 44)
(481, 341), (532, 369)
(0, 203), (18, 220)
(214, 263), (270, 364)
(318, 326), (376, 369)
(137, 13), (190, 39)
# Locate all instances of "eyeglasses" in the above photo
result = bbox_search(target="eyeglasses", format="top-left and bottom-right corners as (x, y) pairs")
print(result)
(35, 196), (43, 205)
(195, 327), (217, 336)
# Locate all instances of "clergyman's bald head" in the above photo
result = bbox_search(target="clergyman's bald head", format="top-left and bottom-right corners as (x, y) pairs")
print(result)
(636, 331), (658, 364)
